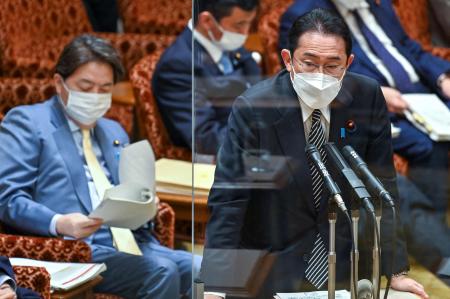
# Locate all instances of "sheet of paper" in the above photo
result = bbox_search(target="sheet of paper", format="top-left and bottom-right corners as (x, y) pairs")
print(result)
(275, 290), (350, 299)
(155, 158), (216, 190)
(119, 140), (155, 194)
(10, 258), (106, 291)
(89, 182), (156, 229)
(403, 93), (450, 141)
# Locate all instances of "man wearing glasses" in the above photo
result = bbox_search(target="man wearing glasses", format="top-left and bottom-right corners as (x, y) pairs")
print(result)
(203, 8), (428, 299)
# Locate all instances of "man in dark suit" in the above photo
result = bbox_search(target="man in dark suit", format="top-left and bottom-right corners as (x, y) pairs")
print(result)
(153, 0), (261, 155)
(0, 257), (41, 298)
(203, 8), (428, 299)
(279, 0), (450, 220)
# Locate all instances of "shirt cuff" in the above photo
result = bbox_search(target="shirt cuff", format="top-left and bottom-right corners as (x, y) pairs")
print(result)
(0, 274), (16, 291)
(49, 214), (62, 236)
(204, 292), (226, 298)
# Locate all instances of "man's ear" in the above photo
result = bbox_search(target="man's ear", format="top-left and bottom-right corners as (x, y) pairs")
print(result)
(53, 74), (63, 95)
(347, 54), (355, 67)
(281, 49), (293, 72)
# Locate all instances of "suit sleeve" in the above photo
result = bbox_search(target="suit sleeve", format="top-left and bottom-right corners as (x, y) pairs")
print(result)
(205, 95), (257, 248)
(0, 108), (58, 236)
(382, 0), (450, 88)
(366, 84), (409, 276)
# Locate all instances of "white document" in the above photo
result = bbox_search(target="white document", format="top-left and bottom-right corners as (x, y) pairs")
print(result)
(275, 290), (350, 299)
(402, 93), (450, 141)
(275, 289), (419, 299)
(89, 140), (157, 229)
(10, 258), (106, 291)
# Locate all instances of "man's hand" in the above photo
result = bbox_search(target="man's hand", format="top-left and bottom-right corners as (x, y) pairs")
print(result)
(440, 77), (450, 99)
(56, 213), (103, 239)
(390, 275), (429, 299)
(381, 86), (409, 114)
(0, 283), (16, 299)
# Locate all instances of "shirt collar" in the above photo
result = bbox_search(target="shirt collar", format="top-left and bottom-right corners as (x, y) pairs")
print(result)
(298, 97), (331, 126)
(188, 19), (223, 64)
(333, 0), (368, 12)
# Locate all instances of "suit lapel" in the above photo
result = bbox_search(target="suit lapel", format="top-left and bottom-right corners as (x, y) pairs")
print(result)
(95, 121), (120, 185)
(272, 75), (316, 216)
(50, 98), (92, 212)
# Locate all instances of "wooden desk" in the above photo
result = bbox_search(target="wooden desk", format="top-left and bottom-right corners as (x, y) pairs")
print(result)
(51, 276), (102, 299)
(158, 192), (209, 243)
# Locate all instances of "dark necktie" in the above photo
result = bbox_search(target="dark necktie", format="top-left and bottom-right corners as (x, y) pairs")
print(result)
(304, 109), (328, 289)
(353, 11), (416, 92)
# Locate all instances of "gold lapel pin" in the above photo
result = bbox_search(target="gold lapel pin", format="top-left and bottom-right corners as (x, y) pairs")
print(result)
(113, 140), (120, 146)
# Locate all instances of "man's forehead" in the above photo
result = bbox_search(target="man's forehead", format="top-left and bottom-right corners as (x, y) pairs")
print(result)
(296, 31), (347, 56)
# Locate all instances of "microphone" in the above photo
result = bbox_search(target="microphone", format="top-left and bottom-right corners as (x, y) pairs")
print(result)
(324, 143), (375, 214)
(342, 146), (395, 208)
(305, 144), (347, 213)
(357, 279), (374, 299)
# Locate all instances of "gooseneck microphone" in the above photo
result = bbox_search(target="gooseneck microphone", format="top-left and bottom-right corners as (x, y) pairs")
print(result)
(341, 146), (395, 208)
(305, 144), (348, 213)
(357, 279), (374, 299)
(324, 143), (375, 214)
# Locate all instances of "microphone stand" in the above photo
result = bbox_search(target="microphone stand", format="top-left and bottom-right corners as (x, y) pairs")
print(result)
(328, 200), (337, 299)
(372, 201), (382, 299)
(350, 202), (360, 299)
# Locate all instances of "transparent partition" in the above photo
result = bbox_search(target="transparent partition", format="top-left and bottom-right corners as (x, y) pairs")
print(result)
(189, 1), (450, 299)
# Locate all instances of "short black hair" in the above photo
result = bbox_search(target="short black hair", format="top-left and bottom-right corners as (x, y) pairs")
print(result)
(194, 0), (259, 24)
(288, 8), (352, 57)
(55, 34), (125, 83)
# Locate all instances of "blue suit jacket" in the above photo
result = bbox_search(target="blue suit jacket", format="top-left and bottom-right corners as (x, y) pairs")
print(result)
(0, 97), (148, 260)
(204, 70), (408, 296)
(279, 0), (450, 94)
(0, 256), (41, 298)
(153, 27), (262, 154)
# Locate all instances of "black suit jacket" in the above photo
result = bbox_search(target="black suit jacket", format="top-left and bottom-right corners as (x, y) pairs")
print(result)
(204, 70), (409, 296)
(153, 27), (261, 154)
(0, 257), (41, 298)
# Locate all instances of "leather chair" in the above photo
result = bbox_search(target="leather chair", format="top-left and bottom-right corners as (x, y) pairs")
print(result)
(0, 0), (174, 78)
(393, 0), (450, 61)
(129, 52), (191, 161)
(118, 0), (190, 35)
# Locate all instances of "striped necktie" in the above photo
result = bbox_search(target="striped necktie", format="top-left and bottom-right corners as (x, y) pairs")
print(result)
(82, 129), (143, 256)
(304, 109), (328, 289)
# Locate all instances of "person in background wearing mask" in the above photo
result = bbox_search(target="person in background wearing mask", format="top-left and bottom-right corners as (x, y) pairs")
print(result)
(153, 0), (261, 155)
(0, 35), (199, 299)
(203, 9), (428, 299)
(279, 0), (450, 222)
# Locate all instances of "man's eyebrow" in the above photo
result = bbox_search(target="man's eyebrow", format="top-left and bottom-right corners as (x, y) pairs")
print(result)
(302, 52), (342, 61)
(78, 79), (113, 86)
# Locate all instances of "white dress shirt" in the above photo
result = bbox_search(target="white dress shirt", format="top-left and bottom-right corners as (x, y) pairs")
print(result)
(332, 0), (420, 88)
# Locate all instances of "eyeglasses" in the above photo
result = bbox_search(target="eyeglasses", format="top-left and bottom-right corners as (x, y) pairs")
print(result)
(292, 58), (347, 77)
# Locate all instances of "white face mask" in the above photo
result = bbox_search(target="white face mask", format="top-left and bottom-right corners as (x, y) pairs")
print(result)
(60, 81), (112, 126)
(208, 17), (247, 51)
(289, 57), (345, 109)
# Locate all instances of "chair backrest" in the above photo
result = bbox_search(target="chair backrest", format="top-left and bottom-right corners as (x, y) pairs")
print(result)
(0, 77), (134, 136)
(258, 0), (294, 76)
(0, 0), (92, 55)
(392, 0), (431, 47)
(130, 53), (191, 161)
(118, 0), (190, 35)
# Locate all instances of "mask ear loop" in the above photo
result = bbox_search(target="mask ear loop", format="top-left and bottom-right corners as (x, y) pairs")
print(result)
(207, 14), (224, 43)
(288, 51), (299, 78)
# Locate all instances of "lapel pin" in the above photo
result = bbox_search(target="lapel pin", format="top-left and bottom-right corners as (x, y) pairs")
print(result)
(346, 120), (356, 132)
(113, 139), (120, 146)
(235, 52), (241, 60)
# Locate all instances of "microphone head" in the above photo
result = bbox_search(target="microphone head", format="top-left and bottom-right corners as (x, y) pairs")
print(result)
(305, 144), (322, 161)
(357, 279), (373, 299)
